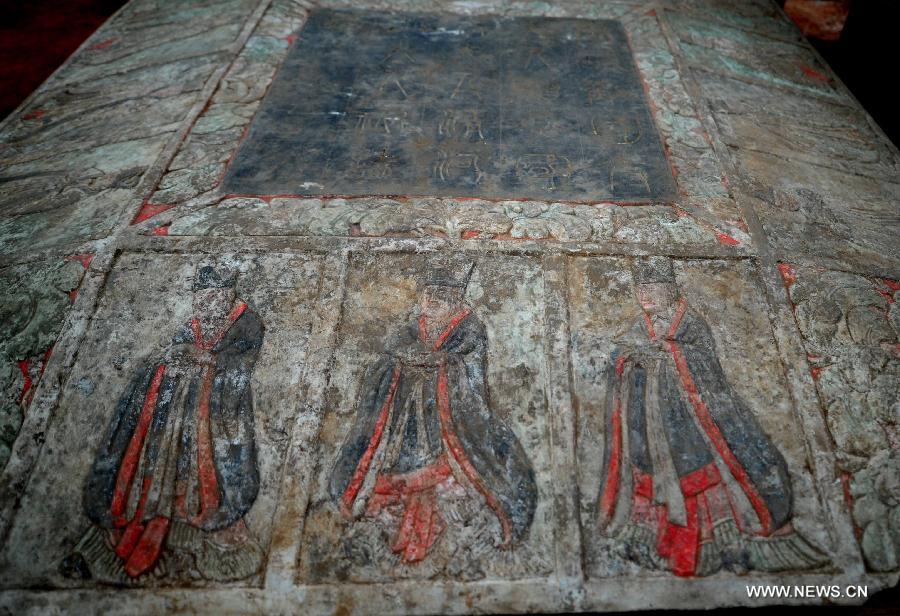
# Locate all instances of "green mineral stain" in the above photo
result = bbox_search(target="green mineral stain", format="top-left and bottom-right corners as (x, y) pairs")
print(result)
(244, 35), (289, 61)
(0, 259), (86, 468)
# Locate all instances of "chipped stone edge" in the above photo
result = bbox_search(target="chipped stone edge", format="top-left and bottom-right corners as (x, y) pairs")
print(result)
(1, 572), (899, 614)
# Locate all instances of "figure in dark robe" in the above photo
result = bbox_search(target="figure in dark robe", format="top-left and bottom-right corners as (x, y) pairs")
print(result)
(62, 265), (265, 584)
(330, 262), (537, 564)
(596, 257), (828, 577)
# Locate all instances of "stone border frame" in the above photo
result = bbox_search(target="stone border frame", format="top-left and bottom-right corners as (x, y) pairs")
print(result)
(132, 0), (750, 248)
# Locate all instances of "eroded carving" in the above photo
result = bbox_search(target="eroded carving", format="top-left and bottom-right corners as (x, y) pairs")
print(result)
(782, 265), (900, 571)
(596, 257), (827, 576)
(330, 263), (537, 564)
(220, 10), (676, 201)
(62, 263), (266, 584)
(0, 258), (87, 468)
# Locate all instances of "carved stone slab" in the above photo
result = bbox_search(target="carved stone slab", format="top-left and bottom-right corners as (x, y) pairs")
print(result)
(780, 263), (900, 572)
(0, 252), (323, 588)
(298, 252), (554, 583)
(2, 0), (900, 611)
(570, 257), (832, 579)
(221, 9), (677, 202)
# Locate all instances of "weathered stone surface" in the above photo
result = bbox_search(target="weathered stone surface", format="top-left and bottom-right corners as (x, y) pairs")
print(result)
(0, 258), (88, 468)
(147, 0), (308, 211)
(665, 0), (805, 42)
(781, 264), (900, 572)
(1, 0), (899, 612)
(700, 74), (898, 182)
(0, 0), (262, 260)
(164, 196), (731, 246)
(0, 251), (323, 587)
(222, 10), (676, 202)
(572, 258), (832, 578)
(734, 150), (900, 275)
(679, 38), (900, 274)
(665, 10), (841, 100)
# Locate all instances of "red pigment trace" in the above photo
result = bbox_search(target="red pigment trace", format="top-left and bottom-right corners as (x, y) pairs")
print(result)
(65, 253), (94, 301)
(715, 232), (740, 246)
(798, 63), (830, 82)
(132, 202), (176, 224)
(88, 37), (118, 50)
(22, 108), (46, 120)
(16, 347), (54, 407)
(839, 471), (862, 539)
(777, 263), (799, 287)
(16, 361), (32, 405)
(66, 253), (94, 270)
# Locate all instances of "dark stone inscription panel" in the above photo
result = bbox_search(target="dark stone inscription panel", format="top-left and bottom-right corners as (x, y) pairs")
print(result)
(222, 10), (677, 202)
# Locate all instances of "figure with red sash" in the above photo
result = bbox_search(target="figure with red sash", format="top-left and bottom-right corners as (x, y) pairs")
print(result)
(62, 264), (265, 584)
(330, 262), (536, 564)
(596, 257), (827, 577)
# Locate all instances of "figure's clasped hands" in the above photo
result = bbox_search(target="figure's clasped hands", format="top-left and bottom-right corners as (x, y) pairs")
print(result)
(394, 347), (446, 367)
(165, 343), (215, 369)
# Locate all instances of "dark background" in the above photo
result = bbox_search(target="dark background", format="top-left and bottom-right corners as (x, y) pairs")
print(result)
(0, 0), (897, 612)
(777, 0), (900, 148)
(0, 0), (125, 120)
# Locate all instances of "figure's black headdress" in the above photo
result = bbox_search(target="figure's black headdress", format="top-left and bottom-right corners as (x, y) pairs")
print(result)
(632, 256), (676, 284)
(194, 265), (237, 290)
(424, 261), (475, 290)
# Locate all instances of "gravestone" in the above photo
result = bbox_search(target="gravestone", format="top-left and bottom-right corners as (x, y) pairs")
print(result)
(223, 10), (676, 202)
(0, 0), (898, 613)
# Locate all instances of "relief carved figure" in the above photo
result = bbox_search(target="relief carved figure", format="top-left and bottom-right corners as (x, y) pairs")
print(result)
(783, 266), (900, 571)
(596, 257), (828, 576)
(62, 264), (265, 584)
(330, 263), (537, 564)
